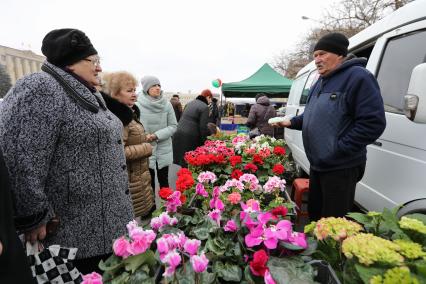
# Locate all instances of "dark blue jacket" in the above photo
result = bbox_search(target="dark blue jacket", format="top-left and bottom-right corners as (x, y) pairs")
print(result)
(290, 57), (386, 171)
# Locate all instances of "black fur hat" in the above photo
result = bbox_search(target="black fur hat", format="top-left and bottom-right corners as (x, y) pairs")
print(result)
(41, 28), (98, 67)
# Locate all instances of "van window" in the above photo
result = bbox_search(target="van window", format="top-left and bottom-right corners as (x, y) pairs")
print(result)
(376, 30), (426, 114)
(300, 70), (319, 105)
(288, 71), (309, 105)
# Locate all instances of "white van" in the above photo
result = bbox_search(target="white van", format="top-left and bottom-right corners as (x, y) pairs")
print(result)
(285, 0), (426, 216)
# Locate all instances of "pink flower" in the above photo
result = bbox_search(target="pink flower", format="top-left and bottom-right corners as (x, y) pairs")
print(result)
(240, 199), (261, 221)
(113, 237), (131, 258)
(184, 239), (201, 255)
(163, 250), (181, 268)
(130, 230), (156, 255)
(159, 212), (178, 226)
(227, 192), (241, 205)
(166, 191), (182, 213)
(287, 232), (308, 249)
(263, 176), (286, 193)
(82, 272), (103, 284)
(163, 266), (176, 277)
(190, 252), (209, 273)
(263, 220), (292, 249)
(126, 220), (139, 235)
(156, 237), (170, 255)
(150, 218), (162, 231)
(221, 179), (244, 192)
(224, 220), (238, 232)
(197, 171), (217, 184)
(214, 199), (225, 211)
(246, 199), (261, 211)
(264, 270), (276, 284)
(208, 209), (222, 226)
(239, 174), (259, 191)
(245, 225), (264, 247)
(195, 183), (209, 197)
(257, 212), (272, 225)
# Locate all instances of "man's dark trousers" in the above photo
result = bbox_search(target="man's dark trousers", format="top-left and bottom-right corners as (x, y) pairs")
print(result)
(308, 163), (366, 221)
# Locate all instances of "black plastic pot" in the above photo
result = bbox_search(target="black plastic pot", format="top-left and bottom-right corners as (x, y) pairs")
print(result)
(308, 260), (341, 284)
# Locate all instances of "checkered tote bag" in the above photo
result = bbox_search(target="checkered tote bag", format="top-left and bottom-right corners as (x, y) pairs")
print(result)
(26, 242), (83, 284)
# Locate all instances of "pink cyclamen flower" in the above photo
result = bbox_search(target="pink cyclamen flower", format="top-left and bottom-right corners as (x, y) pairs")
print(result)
(264, 270), (276, 284)
(126, 220), (139, 235)
(287, 232), (308, 249)
(113, 237), (131, 258)
(163, 250), (182, 268)
(163, 266), (176, 277)
(130, 232), (156, 255)
(263, 220), (293, 249)
(82, 272), (103, 284)
(166, 191), (182, 213)
(184, 239), (201, 255)
(208, 209), (222, 226)
(197, 171), (217, 184)
(245, 225), (264, 247)
(156, 237), (170, 256)
(190, 252), (209, 273)
(227, 192), (241, 205)
(224, 220), (238, 232)
(195, 183), (209, 197)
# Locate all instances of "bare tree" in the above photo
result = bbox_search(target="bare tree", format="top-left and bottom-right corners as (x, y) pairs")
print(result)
(272, 0), (411, 78)
(0, 64), (12, 98)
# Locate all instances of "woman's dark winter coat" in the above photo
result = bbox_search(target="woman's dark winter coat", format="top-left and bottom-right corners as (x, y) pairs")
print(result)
(173, 96), (210, 166)
(0, 151), (34, 283)
(246, 96), (277, 136)
(104, 94), (155, 217)
(0, 62), (134, 259)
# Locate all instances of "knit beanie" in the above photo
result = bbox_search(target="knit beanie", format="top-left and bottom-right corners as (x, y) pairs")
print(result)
(141, 76), (161, 93)
(200, 89), (213, 98)
(313, 33), (349, 56)
(41, 28), (98, 67)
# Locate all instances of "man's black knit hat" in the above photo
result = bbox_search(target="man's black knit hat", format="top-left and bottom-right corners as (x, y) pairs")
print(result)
(313, 32), (349, 56)
(41, 28), (98, 67)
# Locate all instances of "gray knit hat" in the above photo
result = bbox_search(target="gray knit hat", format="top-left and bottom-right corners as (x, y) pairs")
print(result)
(141, 76), (161, 93)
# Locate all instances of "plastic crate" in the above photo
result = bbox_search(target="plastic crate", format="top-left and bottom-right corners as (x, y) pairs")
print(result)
(220, 123), (237, 131)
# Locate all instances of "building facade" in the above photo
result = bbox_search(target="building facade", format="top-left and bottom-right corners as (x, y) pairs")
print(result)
(0, 45), (45, 85)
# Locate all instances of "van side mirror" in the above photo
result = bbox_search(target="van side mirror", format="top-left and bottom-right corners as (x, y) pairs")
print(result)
(405, 63), (426, 123)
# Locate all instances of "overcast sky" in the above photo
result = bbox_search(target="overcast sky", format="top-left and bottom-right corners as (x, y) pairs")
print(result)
(1, 0), (334, 93)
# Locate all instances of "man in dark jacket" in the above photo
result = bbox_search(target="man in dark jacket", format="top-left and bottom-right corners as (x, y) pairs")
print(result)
(271, 33), (386, 221)
(247, 95), (276, 137)
(170, 94), (183, 122)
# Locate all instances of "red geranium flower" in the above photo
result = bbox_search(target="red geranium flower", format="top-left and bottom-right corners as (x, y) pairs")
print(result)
(159, 187), (173, 200)
(244, 163), (258, 173)
(249, 249), (269, 276)
(273, 146), (286, 155)
(229, 155), (242, 167)
(252, 154), (264, 165)
(177, 168), (192, 177)
(231, 169), (244, 180)
(176, 174), (195, 192)
(272, 164), (285, 175)
(270, 205), (288, 220)
(180, 193), (187, 204)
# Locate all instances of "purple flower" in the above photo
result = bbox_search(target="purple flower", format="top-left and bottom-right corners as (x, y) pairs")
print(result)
(166, 191), (182, 213)
(190, 252), (209, 273)
(224, 220), (238, 232)
(184, 239), (201, 255)
(195, 183), (209, 197)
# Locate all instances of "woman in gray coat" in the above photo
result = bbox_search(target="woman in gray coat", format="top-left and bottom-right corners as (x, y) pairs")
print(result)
(246, 95), (277, 137)
(0, 29), (133, 274)
(173, 90), (212, 167)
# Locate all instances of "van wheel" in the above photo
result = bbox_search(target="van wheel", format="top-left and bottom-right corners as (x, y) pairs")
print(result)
(397, 199), (426, 218)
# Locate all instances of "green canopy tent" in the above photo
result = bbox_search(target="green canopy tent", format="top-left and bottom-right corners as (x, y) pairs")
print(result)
(221, 63), (293, 99)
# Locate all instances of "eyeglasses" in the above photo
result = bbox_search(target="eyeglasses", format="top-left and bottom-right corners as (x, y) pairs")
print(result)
(83, 57), (101, 67)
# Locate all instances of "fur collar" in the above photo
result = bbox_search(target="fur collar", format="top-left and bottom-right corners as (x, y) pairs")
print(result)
(101, 92), (133, 126)
(196, 95), (208, 105)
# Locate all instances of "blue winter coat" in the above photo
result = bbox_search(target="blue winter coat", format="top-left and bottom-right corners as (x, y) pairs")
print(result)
(290, 57), (386, 171)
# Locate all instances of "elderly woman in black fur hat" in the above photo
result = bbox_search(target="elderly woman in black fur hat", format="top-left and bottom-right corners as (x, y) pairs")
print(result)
(0, 28), (134, 274)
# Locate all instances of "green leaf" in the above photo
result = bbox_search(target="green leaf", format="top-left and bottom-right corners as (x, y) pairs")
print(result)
(110, 272), (130, 284)
(217, 262), (242, 282)
(300, 237), (318, 256)
(279, 241), (306, 251)
(200, 271), (217, 284)
(243, 266), (257, 284)
(123, 250), (156, 273)
(99, 254), (124, 273)
(268, 256), (316, 284)
(354, 263), (386, 284)
(127, 266), (155, 284)
(193, 222), (211, 240)
(405, 213), (426, 225)
(346, 212), (371, 226)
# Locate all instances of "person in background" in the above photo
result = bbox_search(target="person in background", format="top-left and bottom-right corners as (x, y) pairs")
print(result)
(103, 71), (155, 219)
(136, 76), (177, 194)
(0, 150), (34, 283)
(172, 89), (212, 167)
(208, 97), (219, 125)
(246, 94), (276, 137)
(0, 28), (134, 274)
(170, 94), (183, 122)
(271, 33), (386, 221)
